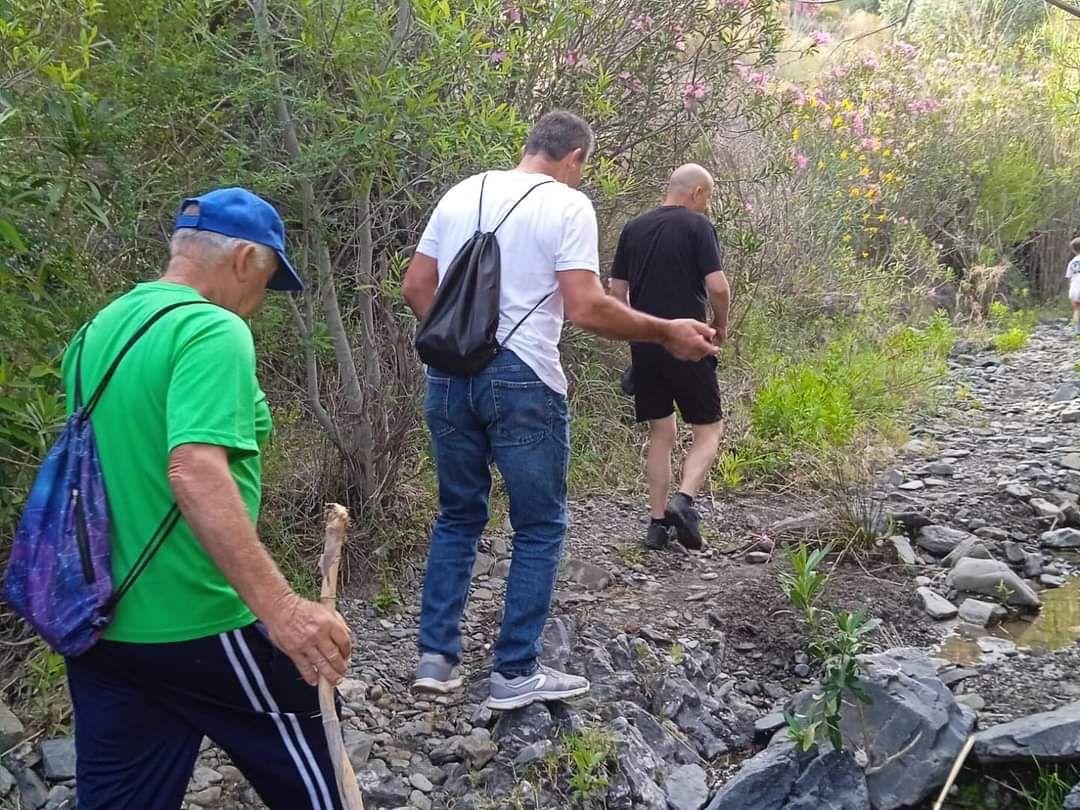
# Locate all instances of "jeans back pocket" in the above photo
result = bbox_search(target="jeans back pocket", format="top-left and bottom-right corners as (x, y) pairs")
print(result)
(490, 379), (553, 447)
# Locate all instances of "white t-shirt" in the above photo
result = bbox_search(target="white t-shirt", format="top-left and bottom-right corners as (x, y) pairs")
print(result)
(416, 169), (600, 395)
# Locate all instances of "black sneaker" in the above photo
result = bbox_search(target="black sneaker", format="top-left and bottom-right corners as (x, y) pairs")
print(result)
(665, 493), (703, 550)
(644, 520), (669, 550)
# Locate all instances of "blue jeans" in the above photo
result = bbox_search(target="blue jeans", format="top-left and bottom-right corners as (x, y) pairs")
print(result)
(418, 350), (570, 677)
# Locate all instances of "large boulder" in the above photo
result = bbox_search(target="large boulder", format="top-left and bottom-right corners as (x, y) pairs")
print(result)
(790, 648), (975, 810)
(1041, 528), (1080, 549)
(946, 558), (1041, 608)
(916, 526), (978, 556)
(704, 741), (869, 810)
(975, 702), (1080, 764)
(1065, 782), (1080, 810)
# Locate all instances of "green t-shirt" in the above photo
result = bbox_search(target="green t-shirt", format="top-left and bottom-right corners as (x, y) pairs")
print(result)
(61, 281), (269, 642)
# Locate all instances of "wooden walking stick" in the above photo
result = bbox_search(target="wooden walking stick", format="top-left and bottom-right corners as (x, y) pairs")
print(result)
(319, 503), (365, 810)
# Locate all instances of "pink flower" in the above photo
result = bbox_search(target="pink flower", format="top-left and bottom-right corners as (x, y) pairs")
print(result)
(504, 4), (521, 23)
(683, 80), (707, 109)
(675, 40), (687, 51)
(852, 114), (865, 137)
(861, 53), (880, 71)
(564, 50), (590, 70)
(793, 151), (808, 171)
(489, 50), (506, 65)
(630, 14), (654, 31)
(785, 84), (806, 106)
(734, 62), (751, 80)
(860, 137), (880, 152)
(748, 71), (769, 93)
(797, 1), (821, 16)
(744, 201), (754, 213)
(809, 30), (831, 46)
(671, 22), (684, 37)
(894, 41), (918, 60)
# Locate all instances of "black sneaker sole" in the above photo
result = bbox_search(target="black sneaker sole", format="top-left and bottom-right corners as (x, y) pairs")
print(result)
(665, 503), (703, 550)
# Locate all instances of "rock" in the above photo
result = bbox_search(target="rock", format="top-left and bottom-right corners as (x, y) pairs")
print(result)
(902, 439), (934, 456)
(1004, 541), (1026, 564)
(512, 740), (553, 768)
(1031, 498), (1065, 519)
(0, 766), (13, 797)
(926, 461), (955, 476)
(410, 790), (433, 810)
(975, 701), (1080, 763)
(958, 599), (1006, 627)
(44, 784), (75, 810)
(358, 759), (412, 808)
(917, 587), (958, 620)
(791, 648), (975, 810)
(1042, 574), (1067, 588)
(947, 558), (1041, 608)
(754, 712), (788, 741)
(664, 764), (709, 810)
(1005, 482), (1035, 501)
(1061, 453), (1080, 471)
(429, 736), (468, 766)
(345, 728), (375, 770)
(610, 717), (668, 809)
(0, 701), (25, 751)
(899, 480), (925, 491)
(188, 787), (222, 805)
(1024, 552), (1044, 579)
(956, 694), (986, 711)
(471, 553), (495, 577)
(561, 559), (612, 590)
(1053, 384), (1080, 403)
(704, 742), (870, 810)
(13, 766), (48, 810)
(942, 537), (992, 568)
(888, 510), (933, 532)
(462, 729), (498, 769)
(540, 616), (576, 670)
(916, 526), (978, 556)
(492, 703), (555, 754)
(889, 536), (917, 565)
(746, 552), (770, 564)
(1042, 528), (1080, 549)
(409, 773), (434, 793)
(1063, 407), (1080, 423)
(40, 738), (76, 781)
(1066, 783), (1080, 810)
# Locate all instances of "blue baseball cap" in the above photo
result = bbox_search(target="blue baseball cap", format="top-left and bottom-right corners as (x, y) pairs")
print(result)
(174, 187), (303, 292)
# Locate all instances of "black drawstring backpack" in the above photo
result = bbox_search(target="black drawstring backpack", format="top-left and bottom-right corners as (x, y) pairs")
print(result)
(415, 174), (554, 376)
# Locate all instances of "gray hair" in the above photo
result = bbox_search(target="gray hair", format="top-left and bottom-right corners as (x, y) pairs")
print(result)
(170, 228), (276, 273)
(524, 111), (594, 161)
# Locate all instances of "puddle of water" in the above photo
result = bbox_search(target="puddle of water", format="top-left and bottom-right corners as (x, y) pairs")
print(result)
(938, 578), (1080, 665)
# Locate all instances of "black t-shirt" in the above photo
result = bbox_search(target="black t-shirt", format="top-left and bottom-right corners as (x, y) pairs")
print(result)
(610, 205), (723, 322)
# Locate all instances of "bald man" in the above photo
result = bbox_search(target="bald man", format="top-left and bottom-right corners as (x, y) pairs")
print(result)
(610, 164), (731, 551)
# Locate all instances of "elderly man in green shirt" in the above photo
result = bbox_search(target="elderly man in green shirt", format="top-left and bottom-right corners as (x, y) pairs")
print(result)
(62, 188), (351, 810)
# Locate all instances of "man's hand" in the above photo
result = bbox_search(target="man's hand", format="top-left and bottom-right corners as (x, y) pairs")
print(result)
(712, 320), (729, 348)
(264, 593), (353, 687)
(661, 320), (719, 361)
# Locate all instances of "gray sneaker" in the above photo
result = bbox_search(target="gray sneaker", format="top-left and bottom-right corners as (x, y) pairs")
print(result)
(488, 664), (591, 711)
(413, 653), (463, 694)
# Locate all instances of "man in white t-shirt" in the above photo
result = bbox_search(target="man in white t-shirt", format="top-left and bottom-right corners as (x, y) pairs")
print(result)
(402, 111), (717, 710)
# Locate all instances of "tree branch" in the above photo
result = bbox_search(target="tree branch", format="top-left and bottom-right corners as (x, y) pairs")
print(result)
(1044, 0), (1080, 18)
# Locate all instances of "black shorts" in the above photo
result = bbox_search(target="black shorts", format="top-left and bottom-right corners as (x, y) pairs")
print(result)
(630, 344), (722, 424)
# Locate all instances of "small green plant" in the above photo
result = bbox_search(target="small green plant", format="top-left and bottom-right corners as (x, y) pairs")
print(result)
(995, 578), (1015, 607)
(992, 327), (1029, 353)
(1016, 762), (1075, 810)
(373, 582), (401, 615)
(777, 542), (834, 635)
(619, 544), (647, 567)
(561, 728), (616, 803)
(669, 642), (685, 665)
(783, 709), (822, 752)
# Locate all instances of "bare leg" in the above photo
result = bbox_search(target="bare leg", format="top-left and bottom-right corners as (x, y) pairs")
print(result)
(678, 421), (724, 498)
(1072, 300), (1080, 327)
(646, 416), (677, 519)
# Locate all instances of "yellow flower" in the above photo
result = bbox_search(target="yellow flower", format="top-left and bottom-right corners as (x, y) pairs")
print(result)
(882, 148), (893, 158)
(865, 187), (877, 199)
(839, 149), (849, 160)
(832, 114), (845, 129)
(792, 128), (801, 142)
(842, 233), (853, 242)
(860, 166), (872, 177)
(877, 214), (887, 222)
(808, 96), (819, 109)
(842, 98), (854, 111)
(883, 172), (896, 184)
(862, 213), (870, 222)
(862, 251), (870, 259)
(824, 102), (833, 112)
(850, 186), (861, 198)
(858, 153), (868, 161)
(817, 160), (826, 171)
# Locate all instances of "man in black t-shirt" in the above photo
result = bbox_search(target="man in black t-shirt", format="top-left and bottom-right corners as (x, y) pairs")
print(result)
(610, 164), (731, 551)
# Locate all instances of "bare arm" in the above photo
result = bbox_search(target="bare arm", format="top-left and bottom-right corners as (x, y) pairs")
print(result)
(705, 270), (731, 345)
(559, 270), (716, 360)
(168, 443), (351, 685)
(609, 278), (629, 306)
(403, 252), (439, 320)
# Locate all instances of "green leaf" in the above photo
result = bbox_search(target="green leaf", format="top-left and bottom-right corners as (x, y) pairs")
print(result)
(0, 218), (27, 253)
